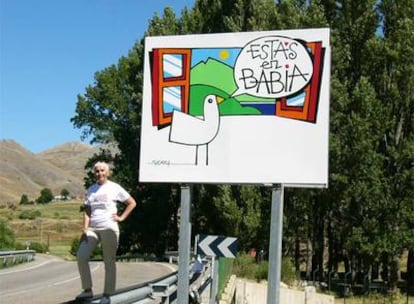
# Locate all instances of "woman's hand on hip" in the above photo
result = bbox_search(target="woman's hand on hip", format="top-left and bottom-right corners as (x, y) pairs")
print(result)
(112, 214), (124, 222)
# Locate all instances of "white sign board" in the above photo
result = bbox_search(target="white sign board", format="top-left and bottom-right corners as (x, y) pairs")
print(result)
(139, 28), (330, 187)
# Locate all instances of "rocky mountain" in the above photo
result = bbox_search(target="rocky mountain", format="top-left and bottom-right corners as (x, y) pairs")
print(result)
(0, 139), (112, 204)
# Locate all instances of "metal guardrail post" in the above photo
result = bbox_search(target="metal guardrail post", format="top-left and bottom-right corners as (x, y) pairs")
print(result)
(343, 271), (352, 303)
(328, 271), (335, 292)
(151, 283), (171, 303)
(106, 260), (211, 304)
(0, 250), (36, 267)
(313, 266), (319, 285)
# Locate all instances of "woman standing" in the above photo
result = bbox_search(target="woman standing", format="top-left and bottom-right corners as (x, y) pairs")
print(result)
(76, 161), (136, 304)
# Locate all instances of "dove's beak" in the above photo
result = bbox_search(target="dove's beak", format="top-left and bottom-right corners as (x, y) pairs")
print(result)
(216, 96), (225, 104)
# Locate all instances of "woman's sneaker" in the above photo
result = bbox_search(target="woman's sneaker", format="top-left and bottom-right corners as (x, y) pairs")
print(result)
(99, 296), (110, 304)
(76, 289), (93, 300)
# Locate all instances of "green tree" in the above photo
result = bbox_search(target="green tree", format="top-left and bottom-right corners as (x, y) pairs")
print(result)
(0, 219), (15, 249)
(70, 1), (414, 289)
(367, 0), (414, 286)
(70, 236), (102, 259)
(60, 189), (70, 200)
(36, 188), (54, 204)
(19, 194), (30, 205)
(71, 22), (175, 253)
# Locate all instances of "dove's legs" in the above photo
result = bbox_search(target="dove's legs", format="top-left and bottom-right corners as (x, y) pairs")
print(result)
(195, 145), (199, 165)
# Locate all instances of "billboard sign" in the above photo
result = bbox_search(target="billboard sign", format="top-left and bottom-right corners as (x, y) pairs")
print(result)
(139, 28), (330, 187)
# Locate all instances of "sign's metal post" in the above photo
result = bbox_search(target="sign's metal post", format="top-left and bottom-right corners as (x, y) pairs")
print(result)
(210, 256), (219, 304)
(267, 184), (284, 304)
(178, 185), (191, 304)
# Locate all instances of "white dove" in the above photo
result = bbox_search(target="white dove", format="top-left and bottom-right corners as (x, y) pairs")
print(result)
(169, 94), (224, 165)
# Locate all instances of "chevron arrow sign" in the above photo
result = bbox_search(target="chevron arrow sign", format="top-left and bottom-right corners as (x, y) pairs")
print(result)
(197, 234), (238, 258)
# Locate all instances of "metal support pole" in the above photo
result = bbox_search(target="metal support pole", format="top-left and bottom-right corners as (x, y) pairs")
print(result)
(267, 184), (284, 304)
(210, 256), (219, 304)
(178, 185), (191, 304)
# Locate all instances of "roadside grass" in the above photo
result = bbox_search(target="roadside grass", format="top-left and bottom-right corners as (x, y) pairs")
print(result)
(3, 200), (83, 260)
(335, 293), (413, 304)
(48, 241), (76, 260)
(2, 201), (414, 303)
(233, 253), (413, 304)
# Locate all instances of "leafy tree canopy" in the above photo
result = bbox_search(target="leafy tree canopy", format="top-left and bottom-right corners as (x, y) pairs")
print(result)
(71, 0), (414, 287)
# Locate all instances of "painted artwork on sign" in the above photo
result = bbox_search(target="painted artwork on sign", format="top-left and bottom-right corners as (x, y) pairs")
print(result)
(139, 29), (331, 186)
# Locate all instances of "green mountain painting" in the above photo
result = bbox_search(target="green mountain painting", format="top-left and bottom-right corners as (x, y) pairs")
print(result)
(189, 58), (275, 116)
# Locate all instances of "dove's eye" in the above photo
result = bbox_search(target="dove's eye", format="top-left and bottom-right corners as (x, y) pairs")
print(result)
(208, 98), (213, 103)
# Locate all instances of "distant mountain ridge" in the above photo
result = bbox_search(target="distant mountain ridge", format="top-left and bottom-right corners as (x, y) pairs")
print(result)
(0, 139), (110, 204)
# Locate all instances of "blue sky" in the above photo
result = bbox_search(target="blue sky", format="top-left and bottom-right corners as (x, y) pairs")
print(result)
(0, 0), (194, 153)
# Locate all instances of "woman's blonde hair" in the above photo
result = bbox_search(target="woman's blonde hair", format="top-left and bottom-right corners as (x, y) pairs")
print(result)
(93, 161), (110, 175)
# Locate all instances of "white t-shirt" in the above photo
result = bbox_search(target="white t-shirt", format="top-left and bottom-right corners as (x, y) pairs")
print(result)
(85, 180), (131, 229)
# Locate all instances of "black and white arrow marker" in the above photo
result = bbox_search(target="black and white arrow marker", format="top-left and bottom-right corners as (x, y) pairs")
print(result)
(197, 234), (238, 258)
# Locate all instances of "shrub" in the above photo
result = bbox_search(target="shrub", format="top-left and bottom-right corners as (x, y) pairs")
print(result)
(233, 253), (256, 278)
(255, 261), (268, 281)
(0, 219), (15, 249)
(18, 209), (42, 220)
(281, 257), (296, 285)
(60, 189), (70, 200)
(30, 241), (48, 253)
(7, 202), (17, 211)
(20, 194), (30, 205)
(70, 237), (79, 257)
(233, 253), (297, 284)
(70, 236), (102, 259)
(14, 241), (27, 250)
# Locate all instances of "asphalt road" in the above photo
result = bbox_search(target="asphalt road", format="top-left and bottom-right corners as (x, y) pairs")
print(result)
(0, 254), (177, 304)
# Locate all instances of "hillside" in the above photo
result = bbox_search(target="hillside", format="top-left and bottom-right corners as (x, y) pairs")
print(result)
(191, 57), (236, 94)
(38, 141), (97, 182)
(0, 139), (111, 204)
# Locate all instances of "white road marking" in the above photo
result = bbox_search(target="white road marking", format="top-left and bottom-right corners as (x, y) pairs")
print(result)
(0, 261), (52, 275)
(155, 262), (178, 272)
(53, 264), (101, 286)
(0, 263), (100, 297)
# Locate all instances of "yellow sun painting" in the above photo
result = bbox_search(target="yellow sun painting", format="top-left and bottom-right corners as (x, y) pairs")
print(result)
(219, 49), (230, 60)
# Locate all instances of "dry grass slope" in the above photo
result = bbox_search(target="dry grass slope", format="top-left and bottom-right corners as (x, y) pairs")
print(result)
(1, 200), (83, 259)
(0, 139), (110, 204)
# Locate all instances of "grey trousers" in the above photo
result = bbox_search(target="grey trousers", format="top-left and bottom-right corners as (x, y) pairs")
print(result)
(77, 228), (120, 295)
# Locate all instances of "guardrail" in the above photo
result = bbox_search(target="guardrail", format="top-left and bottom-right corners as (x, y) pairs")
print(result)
(0, 250), (36, 267)
(2, 250), (213, 303)
(80, 257), (212, 304)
